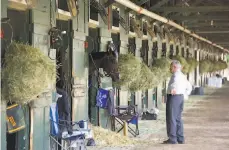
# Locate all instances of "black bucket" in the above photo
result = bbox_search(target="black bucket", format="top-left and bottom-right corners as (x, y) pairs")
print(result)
(6, 104), (25, 134)
(194, 87), (204, 95)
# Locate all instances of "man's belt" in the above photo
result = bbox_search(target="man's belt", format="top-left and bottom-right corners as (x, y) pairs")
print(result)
(167, 94), (183, 96)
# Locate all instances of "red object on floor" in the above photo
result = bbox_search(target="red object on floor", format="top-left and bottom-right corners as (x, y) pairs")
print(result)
(0, 29), (4, 38)
(84, 41), (88, 48)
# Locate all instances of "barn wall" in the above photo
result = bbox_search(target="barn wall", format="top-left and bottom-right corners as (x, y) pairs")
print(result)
(0, 0), (218, 149)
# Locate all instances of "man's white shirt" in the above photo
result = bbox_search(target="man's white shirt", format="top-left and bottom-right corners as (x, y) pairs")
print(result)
(167, 70), (192, 98)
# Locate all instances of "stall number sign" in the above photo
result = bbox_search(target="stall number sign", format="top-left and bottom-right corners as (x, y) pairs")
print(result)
(7, 116), (17, 127)
(6, 104), (25, 134)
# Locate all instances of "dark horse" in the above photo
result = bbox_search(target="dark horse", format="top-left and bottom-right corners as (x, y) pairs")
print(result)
(89, 48), (119, 82)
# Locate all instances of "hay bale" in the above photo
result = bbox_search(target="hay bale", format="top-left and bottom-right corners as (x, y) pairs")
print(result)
(115, 53), (163, 91)
(186, 58), (198, 73)
(216, 60), (228, 71)
(129, 62), (156, 91)
(114, 53), (142, 89)
(2, 42), (56, 104)
(208, 60), (228, 73)
(151, 57), (171, 81)
(92, 126), (136, 146)
(199, 59), (212, 74)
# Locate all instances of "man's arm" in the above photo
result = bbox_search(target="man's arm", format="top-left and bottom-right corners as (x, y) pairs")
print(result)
(170, 73), (179, 95)
(186, 79), (192, 95)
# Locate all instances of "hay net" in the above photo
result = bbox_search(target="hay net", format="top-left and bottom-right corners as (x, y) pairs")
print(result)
(2, 42), (56, 104)
(114, 53), (171, 91)
(151, 57), (171, 82)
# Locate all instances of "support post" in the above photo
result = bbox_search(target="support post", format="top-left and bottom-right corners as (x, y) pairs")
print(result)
(30, 0), (53, 149)
(1, 101), (7, 150)
(156, 33), (163, 109)
(71, 0), (88, 122)
(148, 40), (154, 109)
(98, 0), (113, 128)
(1, 0), (8, 149)
(119, 5), (129, 106)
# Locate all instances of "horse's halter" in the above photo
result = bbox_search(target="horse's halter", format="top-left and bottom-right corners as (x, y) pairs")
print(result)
(100, 54), (118, 77)
(89, 53), (117, 78)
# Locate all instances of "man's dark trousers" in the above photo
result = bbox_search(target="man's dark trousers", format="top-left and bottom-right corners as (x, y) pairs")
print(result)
(166, 94), (184, 143)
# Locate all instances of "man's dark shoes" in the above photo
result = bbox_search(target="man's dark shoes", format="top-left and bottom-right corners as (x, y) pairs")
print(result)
(178, 141), (185, 144)
(162, 139), (177, 144)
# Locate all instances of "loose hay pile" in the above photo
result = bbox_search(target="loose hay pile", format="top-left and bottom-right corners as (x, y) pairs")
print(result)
(2, 42), (56, 104)
(92, 126), (136, 146)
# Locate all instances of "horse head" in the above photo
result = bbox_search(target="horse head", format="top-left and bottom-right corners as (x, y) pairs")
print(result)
(100, 53), (119, 82)
(89, 50), (119, 82)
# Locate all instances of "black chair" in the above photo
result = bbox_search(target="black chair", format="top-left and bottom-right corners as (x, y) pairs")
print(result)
(111, 105), (139, 137)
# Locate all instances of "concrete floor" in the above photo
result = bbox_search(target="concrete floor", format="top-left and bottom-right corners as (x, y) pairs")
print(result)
(88, 83), (229, 150)
(132, 83), (229, 150)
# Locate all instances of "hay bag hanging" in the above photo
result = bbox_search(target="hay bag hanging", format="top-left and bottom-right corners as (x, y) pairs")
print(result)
(6, 104), (25, 134)
(128, 62), (155, 91)
(186, 58), (198, 73)
(114, 53), (142, 89)
(151, 57), (171, 81)
(2, 42), (56, 104)
(199, 59), (211, 74)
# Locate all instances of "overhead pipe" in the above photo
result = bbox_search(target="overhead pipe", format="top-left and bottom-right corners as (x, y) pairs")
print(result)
(114, 0), (229, 53)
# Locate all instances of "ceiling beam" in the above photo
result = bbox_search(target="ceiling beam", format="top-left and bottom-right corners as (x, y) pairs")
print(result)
(150, 6), (229, 13)
(186, 22), (229, 28)
(207, 36), (229, 40)
(138, 0), (169, 18)
(216, 42), (229, 45)
(104, 0), (115, 7)
(134, 0), (150, 6)
(210, 39), (229, 42)
(208, 39), (229, 42)
(191, 27), (229, 31)
(163, 0), (204, 16)
(197, 31), (229, 34)
(149, 0), (170, 9)
(170, 15), (229, 21)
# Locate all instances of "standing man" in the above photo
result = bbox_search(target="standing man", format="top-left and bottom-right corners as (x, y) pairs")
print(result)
(163, 60), (192, 144)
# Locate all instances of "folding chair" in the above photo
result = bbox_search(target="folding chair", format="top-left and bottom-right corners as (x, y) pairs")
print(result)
(50, 103), (88, 150)
(96, 88), (139, 137)
(111, 105), (139, 137)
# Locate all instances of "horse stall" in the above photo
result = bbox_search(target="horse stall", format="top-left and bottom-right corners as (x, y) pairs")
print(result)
(1, 8), (31, 150)
(49, 18), (73, 150)
(128, 37), (136, 106)
(161, 42), (167, 103)
(55, 20), (73, 105)
(152, 41), (158, 107)
(111, 33), (120, 107)
(141, 40), (149, 110)
(88, 27), (100, 126)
